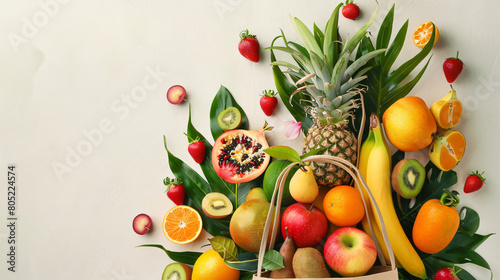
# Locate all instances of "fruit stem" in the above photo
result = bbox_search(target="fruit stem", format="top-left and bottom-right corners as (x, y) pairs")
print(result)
(369, 113), (379, 130)
(440, 189), (460, 207)
(285, 226), (290, 239)
(262, 121), (274, 132)
(456, 51), (460, 59)
(308, 198), (317, 211)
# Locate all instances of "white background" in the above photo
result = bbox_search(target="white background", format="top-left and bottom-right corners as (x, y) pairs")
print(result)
(1, 0), (499, 279)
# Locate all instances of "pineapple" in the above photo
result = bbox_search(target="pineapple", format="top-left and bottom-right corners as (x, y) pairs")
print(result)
(269, 4), (383, 186)
(270, 4), (434, 187)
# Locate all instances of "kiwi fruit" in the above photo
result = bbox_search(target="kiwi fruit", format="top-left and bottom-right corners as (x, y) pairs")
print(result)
(217, 107), (242, 131)
(202, 192), (233, 219)
(162, 262), (192, 280)
(391, 159), (426, 199)
(292, 247), (330, 278)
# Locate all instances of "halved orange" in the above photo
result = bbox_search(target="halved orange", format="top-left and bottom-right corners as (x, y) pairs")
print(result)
(429, 130), (466, 171)
(430, 87), (463, 129)
(412, 21), (439, 48)
(162, 205), (203, 244)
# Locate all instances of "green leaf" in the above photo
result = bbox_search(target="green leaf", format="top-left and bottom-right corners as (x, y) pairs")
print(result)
(263, 250), (284, 271)
(323, 3), (342, 69)
(382, 19), (408, 74)
(313, 23), (324, 49)
(383, 23), (435, 92)
(269, 36), (313, 133)
(341, 4), (378, 56)
(380, 55), (432, 113)
(459, 207), (480, 236)
(136, 244), (202, 265)
(264, 146), (302, 164)
(187, 105), (237, 204)
(376, 4), (394, 52)
(225, 253), (258, 272)
(209, 236), (239, 261)
(164, 137), (230, 236)
(290, 16), (324, 59)
(300, 148), (324, 159)
(209, 85), (249, 141)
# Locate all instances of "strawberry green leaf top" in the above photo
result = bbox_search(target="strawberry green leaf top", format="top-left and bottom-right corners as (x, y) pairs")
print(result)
(238, 29), (260, 62)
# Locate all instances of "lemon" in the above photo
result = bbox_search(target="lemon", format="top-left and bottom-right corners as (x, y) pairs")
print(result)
(192, 249), (240, 280)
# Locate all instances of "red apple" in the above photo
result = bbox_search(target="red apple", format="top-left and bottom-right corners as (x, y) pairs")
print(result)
(281, 203), (328, 248)
(324, 227), (377, 277)
(132, 213), (152, 235)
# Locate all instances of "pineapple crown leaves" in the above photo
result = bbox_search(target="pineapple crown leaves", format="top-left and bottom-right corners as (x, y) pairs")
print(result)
(267, 3), (383, 130)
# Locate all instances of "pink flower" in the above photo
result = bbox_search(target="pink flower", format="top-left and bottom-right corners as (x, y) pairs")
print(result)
(282, 120), (302, 140)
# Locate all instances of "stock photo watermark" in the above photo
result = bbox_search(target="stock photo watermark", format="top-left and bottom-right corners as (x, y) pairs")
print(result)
(213, 0), (243, 20)
(50, 65), (169, 182)
(7, 0), (70, 53)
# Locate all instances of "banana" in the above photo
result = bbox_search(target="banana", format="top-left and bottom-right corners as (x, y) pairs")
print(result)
(364, 113), (427, 279)
(355, 129), (392, 266)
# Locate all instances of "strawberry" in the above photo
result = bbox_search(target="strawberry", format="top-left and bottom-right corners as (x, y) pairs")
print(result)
(185, 134), (206, 164)
(260, 90), (278, 116)
(463, 171), (486, 193)
(433, 267), (459, 280)
(163, 177), (185, 205)
(342, 1), (360, 20)
(443, 51), (464, 83)
(238, 29), (260, 62)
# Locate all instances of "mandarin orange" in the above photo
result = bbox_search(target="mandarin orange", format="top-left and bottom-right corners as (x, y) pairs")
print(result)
(322, 185), (365, 227)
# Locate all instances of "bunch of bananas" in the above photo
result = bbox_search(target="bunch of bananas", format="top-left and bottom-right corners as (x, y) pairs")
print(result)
(355, 113), (427, 279)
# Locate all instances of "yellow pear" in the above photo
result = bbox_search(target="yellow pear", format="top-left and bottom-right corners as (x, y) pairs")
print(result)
(289, 166), (319, 203)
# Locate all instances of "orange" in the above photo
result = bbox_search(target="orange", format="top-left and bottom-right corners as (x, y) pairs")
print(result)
(429, 129), (466, 171)
(430, 87), (463, 129)
(382, 96), (437, 152)
(192, 249), (240, 280)
(412, 198), (459, 254)
(322, 185), (365, 227)
(412, 21), (439, 48)
(162, 205), (203, 245)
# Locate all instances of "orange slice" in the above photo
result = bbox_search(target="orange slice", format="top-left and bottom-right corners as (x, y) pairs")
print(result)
(162, 205), (203, 244)
(429, 130), (466, 171)
(412, 21), (439, 48)
(430, 86), (463, 129)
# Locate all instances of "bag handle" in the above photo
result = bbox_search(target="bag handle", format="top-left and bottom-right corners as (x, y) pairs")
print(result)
(256, 155), (396, 277)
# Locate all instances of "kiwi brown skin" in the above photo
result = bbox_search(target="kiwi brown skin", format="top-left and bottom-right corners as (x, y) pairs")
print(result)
(162, 262), (192, 280)
(217, 107), (242, 131)
(201, 192), (233, 219)
(391, 159), (425, 199)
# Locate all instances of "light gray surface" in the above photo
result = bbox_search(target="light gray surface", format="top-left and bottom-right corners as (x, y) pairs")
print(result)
(1, 0), (499, 279)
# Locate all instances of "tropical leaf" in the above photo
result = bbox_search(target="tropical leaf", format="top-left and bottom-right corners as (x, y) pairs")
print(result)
(164, 137), (229, 237)
(263, 146), (302, 164)
(355, 5), (435, 120)
(210, 85), (249, 141)
(136, 244), (202, 265)
(187, 105), (237, 205)
(209, 236), (239, 261)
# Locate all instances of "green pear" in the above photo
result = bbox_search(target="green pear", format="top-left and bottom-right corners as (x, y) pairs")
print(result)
(246, 187), (268, 202)
(289, 166), (319, 203)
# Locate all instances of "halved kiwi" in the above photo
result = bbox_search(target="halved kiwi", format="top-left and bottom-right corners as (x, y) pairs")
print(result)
(391, 159), (425, 199)
(162, 262), (192, 280)
(202, 192), (233, 219)
(217, 107), (242, 131)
